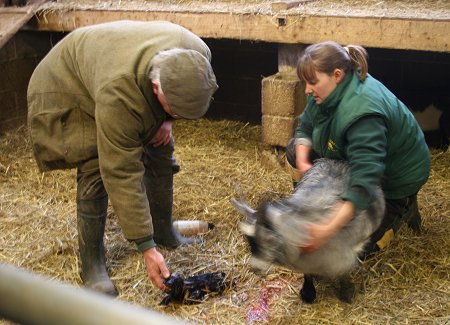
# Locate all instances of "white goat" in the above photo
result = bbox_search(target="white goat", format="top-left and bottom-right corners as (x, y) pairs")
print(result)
(233, 158), (385, 303)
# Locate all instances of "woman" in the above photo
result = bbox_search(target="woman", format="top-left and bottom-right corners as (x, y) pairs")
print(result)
(286, 41), (430, 256)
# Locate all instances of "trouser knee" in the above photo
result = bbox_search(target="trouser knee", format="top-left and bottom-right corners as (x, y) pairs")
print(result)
(76, 158), (108, 215)
(368, 193), (419, 251)
(143, 137), (179, 177)
(286, 138), (297, 168)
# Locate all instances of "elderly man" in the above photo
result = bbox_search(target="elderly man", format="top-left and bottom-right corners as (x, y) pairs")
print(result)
(27, 20), (218, 296)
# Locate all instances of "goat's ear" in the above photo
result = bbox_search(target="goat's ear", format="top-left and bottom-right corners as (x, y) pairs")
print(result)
(231, 198), (257, 224)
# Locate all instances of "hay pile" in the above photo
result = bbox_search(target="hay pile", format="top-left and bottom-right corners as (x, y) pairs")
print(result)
(0, 119), (449, 324)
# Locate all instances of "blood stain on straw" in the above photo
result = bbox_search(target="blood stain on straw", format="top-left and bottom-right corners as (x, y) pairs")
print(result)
(246, 281), (283, 323)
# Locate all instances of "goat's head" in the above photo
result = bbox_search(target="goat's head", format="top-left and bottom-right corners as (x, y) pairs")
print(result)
(232, 199), (285, 273)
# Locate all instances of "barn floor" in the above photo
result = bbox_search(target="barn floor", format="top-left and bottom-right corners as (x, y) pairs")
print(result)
(0, 119), (449, 324)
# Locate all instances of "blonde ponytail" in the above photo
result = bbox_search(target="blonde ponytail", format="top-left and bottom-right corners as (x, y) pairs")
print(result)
(345, 45), (368, 81)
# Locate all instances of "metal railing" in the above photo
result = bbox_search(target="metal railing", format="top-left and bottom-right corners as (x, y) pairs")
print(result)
(0, 263), (187, 325)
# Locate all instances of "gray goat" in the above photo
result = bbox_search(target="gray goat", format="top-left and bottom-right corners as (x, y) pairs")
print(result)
(233, 158), (385, 303)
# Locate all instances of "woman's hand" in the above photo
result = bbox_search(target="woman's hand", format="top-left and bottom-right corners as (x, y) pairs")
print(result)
(296, 160), (313, 175)
(295, 143), (313, 176)
(142, 247), (170, 291)
(301, 223), (335, 253)
(300, 200), (355, 253)
(149, 121), (172, 147)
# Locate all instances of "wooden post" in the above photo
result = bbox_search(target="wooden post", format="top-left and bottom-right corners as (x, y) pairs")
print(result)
(278, 43), (306, 74)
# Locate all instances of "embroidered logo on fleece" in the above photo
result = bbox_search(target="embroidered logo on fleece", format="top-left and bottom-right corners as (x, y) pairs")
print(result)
(327, 139), (337, 151)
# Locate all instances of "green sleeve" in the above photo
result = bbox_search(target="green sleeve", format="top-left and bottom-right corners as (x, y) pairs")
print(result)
(96, 77), (154, 241)
(341, 116), (387, 210)
(295, 97), (314, 140)
(133, 237), (157, 252)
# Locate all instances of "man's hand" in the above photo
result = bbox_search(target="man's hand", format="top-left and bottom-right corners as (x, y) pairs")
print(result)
(142, 247), (170, 291)
(149, 121), (172, 147)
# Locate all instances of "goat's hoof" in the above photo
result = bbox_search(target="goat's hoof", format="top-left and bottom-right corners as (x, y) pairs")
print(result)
(300, 287), (316, 304)
(336, 282), (355, 303)
(405, 199), (422, 234)
(407, 213), (422, 234)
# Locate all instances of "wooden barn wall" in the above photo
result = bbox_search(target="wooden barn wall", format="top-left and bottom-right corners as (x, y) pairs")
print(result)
(0, 30), (65, 132)
(0, 31), (449, 133)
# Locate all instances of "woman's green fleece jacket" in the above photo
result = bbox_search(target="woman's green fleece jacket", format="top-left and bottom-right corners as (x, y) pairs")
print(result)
(295, 71), (430, 210)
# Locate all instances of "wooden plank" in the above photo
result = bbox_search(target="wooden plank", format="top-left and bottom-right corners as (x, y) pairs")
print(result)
(0, 13), (30, 48)
(0, 6), (29, 14)
(271, 0), (315, 12)
(25, 9), (450, 53)
(0, 0), (48, 48)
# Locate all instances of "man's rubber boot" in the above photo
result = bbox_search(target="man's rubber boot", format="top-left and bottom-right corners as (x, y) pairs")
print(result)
(77, 197), (117, 296)
(144, 172), (202, 249)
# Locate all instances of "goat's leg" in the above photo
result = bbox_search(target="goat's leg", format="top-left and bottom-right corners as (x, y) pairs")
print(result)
(405, 195), (422, 234)
(300, 274), (316, 303)
(335, 274), (355, 303)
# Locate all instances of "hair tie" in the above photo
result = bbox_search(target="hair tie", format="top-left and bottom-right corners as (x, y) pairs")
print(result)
(343, 46), (350, 54)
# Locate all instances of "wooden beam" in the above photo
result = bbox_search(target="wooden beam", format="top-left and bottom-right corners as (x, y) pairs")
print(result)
(271, 0), (315, 12)
(26, 10), (450, 53)
(0, 0), (48, 48)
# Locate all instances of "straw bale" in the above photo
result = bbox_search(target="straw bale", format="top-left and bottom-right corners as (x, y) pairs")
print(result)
(0, 120), (449, 324)
(261, 73), (304, 117)
(262, 115), (297, 147)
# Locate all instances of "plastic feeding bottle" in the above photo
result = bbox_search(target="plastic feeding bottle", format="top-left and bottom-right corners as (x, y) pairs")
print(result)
(173, 220), (214, 236)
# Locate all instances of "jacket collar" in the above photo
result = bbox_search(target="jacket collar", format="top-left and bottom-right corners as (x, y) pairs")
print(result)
(316, 70), (355, 112)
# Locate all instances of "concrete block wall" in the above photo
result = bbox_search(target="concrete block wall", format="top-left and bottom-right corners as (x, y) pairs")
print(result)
(0, 31), (64, 132)
(204, 39), (278, 123)
(0, 33), (448, 148)
(261, 72), (305, 147)
(0, 36), (279, 132)
(369, 48), (450, 149)
(369, 48), (450, 112)
(260, 47), (450, 149)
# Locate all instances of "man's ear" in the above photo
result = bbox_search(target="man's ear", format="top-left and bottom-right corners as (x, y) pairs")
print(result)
(333, 69), (345, 84)
(151, 81), (159, 95)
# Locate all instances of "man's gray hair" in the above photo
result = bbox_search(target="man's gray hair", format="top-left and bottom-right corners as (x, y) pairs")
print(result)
(149, 48), (188, 94)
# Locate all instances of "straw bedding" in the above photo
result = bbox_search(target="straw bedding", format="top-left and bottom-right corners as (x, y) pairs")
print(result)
(0, 119), (449, 324)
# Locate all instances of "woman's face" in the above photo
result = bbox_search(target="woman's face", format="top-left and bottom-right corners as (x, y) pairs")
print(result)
(304, 69), (343, 104)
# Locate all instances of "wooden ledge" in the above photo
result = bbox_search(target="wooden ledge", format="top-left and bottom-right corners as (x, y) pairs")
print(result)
(25, 8), (450, 53)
